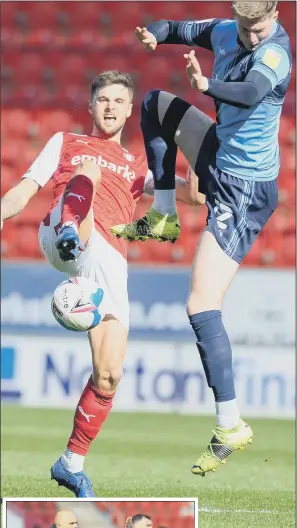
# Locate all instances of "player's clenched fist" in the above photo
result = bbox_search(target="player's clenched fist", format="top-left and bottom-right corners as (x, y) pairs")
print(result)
(184, 50), (209, 92)
(135, 26), (157, 51)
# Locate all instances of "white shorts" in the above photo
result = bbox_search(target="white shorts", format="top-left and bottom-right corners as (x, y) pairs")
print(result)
(38, 199), (129, 328)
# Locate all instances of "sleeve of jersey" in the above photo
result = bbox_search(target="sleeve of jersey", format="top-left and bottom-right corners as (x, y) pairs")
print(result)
(21, 132), (64, 187)
(204, 73), (272, 108)
(250, 44), (290, 89)
(147, 18), (221, 51)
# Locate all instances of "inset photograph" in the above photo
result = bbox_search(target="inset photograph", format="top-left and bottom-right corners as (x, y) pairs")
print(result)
(4, 500), (197, 528)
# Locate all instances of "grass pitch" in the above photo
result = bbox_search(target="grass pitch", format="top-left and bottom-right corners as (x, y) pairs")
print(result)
(1, 406), (295, 527)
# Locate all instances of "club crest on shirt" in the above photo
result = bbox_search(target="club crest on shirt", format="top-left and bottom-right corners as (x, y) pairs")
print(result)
(263, 49), (281, 69)
(123, 152), (135, 162)
(63, 152), (71, 162)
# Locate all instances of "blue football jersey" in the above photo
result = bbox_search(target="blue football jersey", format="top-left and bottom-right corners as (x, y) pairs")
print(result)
(159, 18), (292, 181)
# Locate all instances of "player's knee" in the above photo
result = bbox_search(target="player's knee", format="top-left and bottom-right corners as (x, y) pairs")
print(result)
(93, 364), (123, 392)
(73, 160), (101, 186)
(141, 89), (161, 116)
(186, 290), (222, 315)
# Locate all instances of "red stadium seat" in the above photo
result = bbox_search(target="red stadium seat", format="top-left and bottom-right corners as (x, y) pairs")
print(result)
(147, 240), (174, 263)
(58, 54), (89, 84)
(1, 165), (20, 194)
(1, 222), (17, 257)
(95, 501), (194, 528)
(242, 235), (263, 266)
(8, 501), (57, 520)
(145, 2), (193, 20)
(38, 110), (74, 136)
(181, 206), (207, 233)
(282, 234), (296, 267)
(2, 109), (32, 138)
(138, 56), (178, 91)
(67, 29), (110, 50)
(8, 224), (41, 258)
(20, 51), (45, 74)
(64, 1), (108, 29)
(11, 193), (51, 227)
(1, 2), (28, 27)
(2, 140), (31, 166)
(266, 204), (295, 235)
(25, 2), (60, 29)
(25, 28), (54, 47)
(279, 115), (295, 145)
(1, 27), (28, 48)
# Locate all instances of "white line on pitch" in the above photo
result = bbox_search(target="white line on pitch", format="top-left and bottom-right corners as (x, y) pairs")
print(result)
(199, 507), (279, 515)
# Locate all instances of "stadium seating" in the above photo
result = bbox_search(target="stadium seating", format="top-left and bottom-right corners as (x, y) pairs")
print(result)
(8, 501), (57, 526)
(1, 1), (295, 266)
(95, 500), (194, 528)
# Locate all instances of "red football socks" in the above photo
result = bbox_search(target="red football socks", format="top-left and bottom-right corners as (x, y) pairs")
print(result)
(67, 376), (114, 455)
(61, 174), (94, 228)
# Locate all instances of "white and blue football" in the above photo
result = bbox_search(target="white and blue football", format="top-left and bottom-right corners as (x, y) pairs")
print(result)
(51, 277), (105, 332)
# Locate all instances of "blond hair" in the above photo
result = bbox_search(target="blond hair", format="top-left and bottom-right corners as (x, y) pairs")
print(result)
(232, 1), (278, 21)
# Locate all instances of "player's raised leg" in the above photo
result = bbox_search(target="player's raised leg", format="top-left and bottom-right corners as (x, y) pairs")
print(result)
(51, 316), (127, 496)
(188, 231), (253, 476)
(56, 159), (101, 261)
(111, 89), (215, 242)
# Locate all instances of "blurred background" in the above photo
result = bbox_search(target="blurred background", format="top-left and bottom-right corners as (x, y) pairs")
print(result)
(6, 500), (195, 528)
(1, 2), (295, 421)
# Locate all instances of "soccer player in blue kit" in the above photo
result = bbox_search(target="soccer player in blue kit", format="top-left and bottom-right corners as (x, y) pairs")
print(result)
(111, 1), (292, 475)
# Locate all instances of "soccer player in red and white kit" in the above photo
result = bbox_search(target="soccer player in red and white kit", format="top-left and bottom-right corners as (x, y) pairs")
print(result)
(1, 70), (204, 497)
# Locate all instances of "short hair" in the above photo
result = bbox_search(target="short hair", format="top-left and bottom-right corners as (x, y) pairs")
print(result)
(132, 515), (151, 524)
(125, 515), (152, 528)
(90, 70), (134, 101)
(232, 1), (278, 21)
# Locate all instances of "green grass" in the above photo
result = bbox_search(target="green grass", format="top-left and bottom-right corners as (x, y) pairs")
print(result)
(1, 407), (295, 527)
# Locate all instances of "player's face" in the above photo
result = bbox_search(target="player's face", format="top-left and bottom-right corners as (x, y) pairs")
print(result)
(89, 83), (133, 138)
(56, 512), (78, 528)
(236, 12), (279, 51)
(63, 521), (78, 528)
(134, 519), (153, 528)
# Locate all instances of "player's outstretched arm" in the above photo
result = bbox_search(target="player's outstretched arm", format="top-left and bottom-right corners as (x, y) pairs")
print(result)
(184, 47), (290, 109)
(1, 179), (40, 229)
(1, 132), (63, 230)
(135, 27), (158, 52)
(136, 19), (221, 51)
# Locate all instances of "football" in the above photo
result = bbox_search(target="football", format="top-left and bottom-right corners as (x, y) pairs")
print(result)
(51, 277), (105, 332)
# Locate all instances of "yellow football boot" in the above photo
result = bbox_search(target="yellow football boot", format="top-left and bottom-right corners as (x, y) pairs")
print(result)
(192, 419), (253, 476)
(110, 208), (180, 243)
